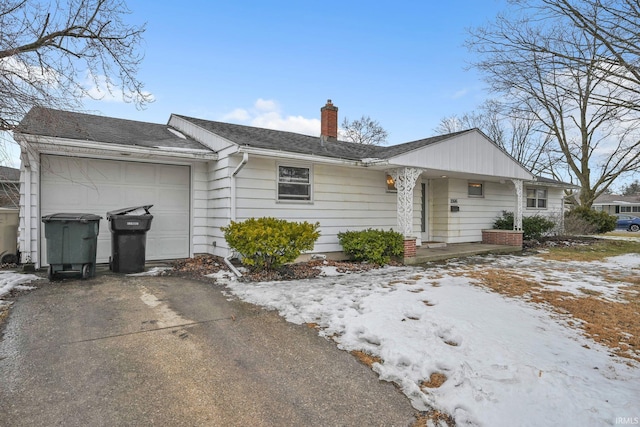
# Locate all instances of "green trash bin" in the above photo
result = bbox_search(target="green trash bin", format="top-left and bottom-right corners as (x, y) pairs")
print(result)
(42, 213), (102, 280)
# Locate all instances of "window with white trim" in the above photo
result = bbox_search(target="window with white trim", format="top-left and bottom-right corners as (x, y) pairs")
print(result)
(620, 206), (632, 213)
(468, 182), (484, 197)
(277, 165), (312, 201)
(526, 188), (547, 208)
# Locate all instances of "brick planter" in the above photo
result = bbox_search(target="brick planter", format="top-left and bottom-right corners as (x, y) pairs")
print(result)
(403, 237), (417, 259)
(482, 230), (523, 247)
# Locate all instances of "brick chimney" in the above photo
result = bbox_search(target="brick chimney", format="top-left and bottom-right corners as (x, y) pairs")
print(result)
(321, 99), (338, 141)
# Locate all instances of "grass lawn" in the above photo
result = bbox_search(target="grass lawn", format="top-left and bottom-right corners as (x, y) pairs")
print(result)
(467, 238), (640, 364)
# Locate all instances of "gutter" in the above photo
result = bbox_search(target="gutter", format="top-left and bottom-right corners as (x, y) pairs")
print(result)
(21, 135), (218, 161)
(237, 146), (363, 166)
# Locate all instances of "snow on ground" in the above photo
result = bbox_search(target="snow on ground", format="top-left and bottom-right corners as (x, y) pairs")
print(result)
(0, 271), (41, 305)
(127, 267), (173, 277)
(222, 254), (640, 427)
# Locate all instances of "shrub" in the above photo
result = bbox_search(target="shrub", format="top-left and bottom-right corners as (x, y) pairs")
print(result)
(338, 228), (403, 265)
(565, 207), (616, 234)
(222, 217), (320, 271)
(492, 211), (556, 240)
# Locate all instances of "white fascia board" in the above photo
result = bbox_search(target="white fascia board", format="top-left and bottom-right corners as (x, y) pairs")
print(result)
(19, 135), (218, 161)
(168, 115), (236, 152)
(237, 146), (366, 166)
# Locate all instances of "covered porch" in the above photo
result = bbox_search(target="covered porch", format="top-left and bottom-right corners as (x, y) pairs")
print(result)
(405, 242), (523, 265)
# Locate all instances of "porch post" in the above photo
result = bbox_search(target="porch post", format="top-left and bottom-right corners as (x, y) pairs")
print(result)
(511, 179), (523, 231)
(389, 167), (422, 237)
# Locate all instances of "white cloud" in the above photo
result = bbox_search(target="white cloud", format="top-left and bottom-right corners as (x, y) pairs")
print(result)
(220, 99), (320, 136)
(451, 88), (468, 99)
(0, 57), (58, 86)
(81, 72), (154, 104)
(221, 108), (251, 121)
(254, 98), (278, 112)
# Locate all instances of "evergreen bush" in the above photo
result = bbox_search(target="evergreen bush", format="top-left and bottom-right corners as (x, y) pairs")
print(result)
(222, 217), (320, 270)
(338, 228), (403, 265)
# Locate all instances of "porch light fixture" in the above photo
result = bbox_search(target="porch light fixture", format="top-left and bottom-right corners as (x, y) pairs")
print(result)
(386, 174), (397, 191)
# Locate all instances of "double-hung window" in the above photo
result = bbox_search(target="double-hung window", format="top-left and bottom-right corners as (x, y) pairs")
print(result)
(526, 188), (547, 208)
(277, 165), (312, 201)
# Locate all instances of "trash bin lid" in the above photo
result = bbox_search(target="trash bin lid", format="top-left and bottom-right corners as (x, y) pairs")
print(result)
(42, 213), (102, 223)
(107, 205), (153, 218)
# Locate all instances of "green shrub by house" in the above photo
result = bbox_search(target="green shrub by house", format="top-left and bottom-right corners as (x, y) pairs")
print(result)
(222, 217), (320, 271)
(565, 207), (616, 234)
(338, 228), (403, 265)
(492, 211), (556, 240)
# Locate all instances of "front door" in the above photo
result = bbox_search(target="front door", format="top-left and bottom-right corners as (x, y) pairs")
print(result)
(421, 181), (429, 243)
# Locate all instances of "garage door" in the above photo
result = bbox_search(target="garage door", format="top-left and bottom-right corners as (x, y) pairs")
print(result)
(40, 155), (190, 266)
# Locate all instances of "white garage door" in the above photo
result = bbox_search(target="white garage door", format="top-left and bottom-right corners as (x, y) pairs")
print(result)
(40, 155), (190, 265)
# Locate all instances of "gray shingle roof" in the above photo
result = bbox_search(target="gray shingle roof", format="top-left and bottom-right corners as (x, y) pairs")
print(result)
(0, 166), (19, 182)
(593, 194), (640, 204)
(533, 175), (579, 188)
(17, 107), (211, 151)
(174, 115), (473, 161)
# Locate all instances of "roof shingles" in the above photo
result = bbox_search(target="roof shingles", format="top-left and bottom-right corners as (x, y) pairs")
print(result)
(18, 107), (210, 151)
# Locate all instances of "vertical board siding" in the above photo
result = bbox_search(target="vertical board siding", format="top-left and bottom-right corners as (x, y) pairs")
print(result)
(192, 162), (210, 254)
(18, 154), (40, 264)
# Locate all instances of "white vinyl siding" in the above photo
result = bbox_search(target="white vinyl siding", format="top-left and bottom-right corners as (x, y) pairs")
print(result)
(387, 130), (534, 181)
(228, 157), (398, 253)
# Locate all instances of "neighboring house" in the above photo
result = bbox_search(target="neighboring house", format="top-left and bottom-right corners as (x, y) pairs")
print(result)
(15, 101), (574, 268)
(0, 165), (20, 208)
(593, 194), (640, 215)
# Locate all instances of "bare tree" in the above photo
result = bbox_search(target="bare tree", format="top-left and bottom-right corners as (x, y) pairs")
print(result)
(0, 0), (149, 132)
(621, 180), (640, 196)
(435, 100), (556, 177)
(530, 0), (640, 109)
(340, 115), (389, 145)
(467, 3), (640, 207)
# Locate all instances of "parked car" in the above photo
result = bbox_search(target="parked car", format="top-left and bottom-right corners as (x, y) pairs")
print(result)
(615, 214), (640, 232)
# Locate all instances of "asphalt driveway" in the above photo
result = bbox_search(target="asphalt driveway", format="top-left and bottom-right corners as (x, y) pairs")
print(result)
(0, 272), (415, 426)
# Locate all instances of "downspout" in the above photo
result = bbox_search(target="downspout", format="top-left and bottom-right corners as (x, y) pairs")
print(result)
(225, 152), (249, 277)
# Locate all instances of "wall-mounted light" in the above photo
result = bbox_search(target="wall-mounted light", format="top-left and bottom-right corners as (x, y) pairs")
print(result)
(386, 174), (397, 191)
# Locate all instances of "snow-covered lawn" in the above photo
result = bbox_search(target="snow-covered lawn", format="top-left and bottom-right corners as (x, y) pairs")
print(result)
(219, 252), (640, 427)
(0, 270), (41, 308)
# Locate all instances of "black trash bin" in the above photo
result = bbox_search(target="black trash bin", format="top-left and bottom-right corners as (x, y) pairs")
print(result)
(107, 205), (153, 273)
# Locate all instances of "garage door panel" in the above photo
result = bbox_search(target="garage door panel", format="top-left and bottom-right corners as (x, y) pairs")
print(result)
(86, 185), (125, 205)
(152, 214), (189, 232)
(125, 162), (157, 184)
(41, 182), (84, 206)
(40, 155), (190, 265)
(124, 188), (160, 206)
(159, 165), (190, 185)
(147, 236), (190, 258)
(87, 160), (122, 183)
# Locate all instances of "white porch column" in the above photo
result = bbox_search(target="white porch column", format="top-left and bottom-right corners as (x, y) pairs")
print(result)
(511, 179), (523, 231)
(389, 167), (422, 237)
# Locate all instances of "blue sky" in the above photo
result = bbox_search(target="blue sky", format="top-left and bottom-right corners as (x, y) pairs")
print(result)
(3, 1), (510, 167)
(82, 0), (508, 143)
